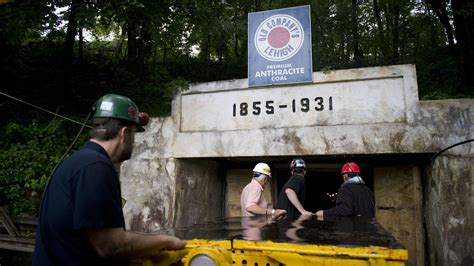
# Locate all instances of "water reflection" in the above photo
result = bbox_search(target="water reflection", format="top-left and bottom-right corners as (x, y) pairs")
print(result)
(241, 216), (268, 241)
(284, 214), (312, 241)
(155, 215), (403, 249)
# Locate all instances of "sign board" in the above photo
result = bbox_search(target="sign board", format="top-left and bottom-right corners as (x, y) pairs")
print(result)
(248, 5), (313, 87)
(180, 76), (406, 132)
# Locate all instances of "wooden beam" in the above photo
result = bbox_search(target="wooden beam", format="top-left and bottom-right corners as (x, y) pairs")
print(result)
(0, 206), (19, 236)
(0, 234), (35, 253)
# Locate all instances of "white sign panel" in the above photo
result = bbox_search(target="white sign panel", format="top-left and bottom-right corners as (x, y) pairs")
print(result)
(180, 77), (406, 132)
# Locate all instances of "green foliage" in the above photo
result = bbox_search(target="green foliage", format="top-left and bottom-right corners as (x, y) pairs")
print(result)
(417, 46), (464, 100)
(0, 0), (472, 217)
(110, 70), (189, 116)
(0, 119), (87, 215)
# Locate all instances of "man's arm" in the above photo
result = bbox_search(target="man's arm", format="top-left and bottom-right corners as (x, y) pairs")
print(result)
(246, 205), (287, 219)
(246, 204), (268, 215)
(243, 184), (286, 219)
(315, 210), (324, 219)
(285, 188), (312, 216)
(320, 186), (354, 218)
(87, 227), (186, 259)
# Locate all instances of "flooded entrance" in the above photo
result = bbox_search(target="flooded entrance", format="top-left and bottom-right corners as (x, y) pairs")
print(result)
(224, 153), (430, 265)
(123, 65), (472, 266)
(225, 154), (427, 215)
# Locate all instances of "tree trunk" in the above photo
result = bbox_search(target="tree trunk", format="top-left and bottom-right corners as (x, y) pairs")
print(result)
(241, 4), (249, 64)
(115, 29), (126, 62)
(233, 5), (240, 57)
(391, 1), (400, 62)
(340, 34), (347, 64)
(137, 24), (146, 78)
(234, 33), (239, 57)
(426, 0), (456, 53)
(373, 0), (388, 61)
(78, 27), (83, 66)
(451, 0), (474, 94)
(61, 0), (80, 104)
(205, 34), (211, 77)
(218, 32), (225, 65)
(351, 0), (363, 66)
(127, 16), (138, 75)
(63, 1), (78, 67)
(255, 0), (261, 11)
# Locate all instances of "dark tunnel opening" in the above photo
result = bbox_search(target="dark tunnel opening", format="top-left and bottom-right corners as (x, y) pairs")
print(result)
(274, 163), (374, 212)
(220, 153), (431, 215)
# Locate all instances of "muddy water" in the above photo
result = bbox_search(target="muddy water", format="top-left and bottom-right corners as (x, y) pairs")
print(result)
(157, 216), (403, 249)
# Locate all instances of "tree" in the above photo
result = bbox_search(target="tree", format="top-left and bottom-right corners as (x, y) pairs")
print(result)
(427, 0), (474, 94)
(1, 0), (472, 218)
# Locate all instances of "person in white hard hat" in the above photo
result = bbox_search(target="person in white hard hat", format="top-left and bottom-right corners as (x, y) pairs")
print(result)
(240, 163), (287, 219)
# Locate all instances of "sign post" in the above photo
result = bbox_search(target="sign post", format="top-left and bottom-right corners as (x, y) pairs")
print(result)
(248, 5), (313, 87)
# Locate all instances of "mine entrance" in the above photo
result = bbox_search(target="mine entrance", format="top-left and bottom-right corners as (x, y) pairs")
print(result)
(224, 154), (430, 266)
(274, 162), (374, 212)
(224, 155), (427, 216)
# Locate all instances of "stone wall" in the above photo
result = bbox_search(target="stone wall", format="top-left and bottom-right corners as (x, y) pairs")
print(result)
(120, 116), (179, 231)
(173, 159), (223, 227)
(375, 166), (424, 266)
(425, 155), (474, 266)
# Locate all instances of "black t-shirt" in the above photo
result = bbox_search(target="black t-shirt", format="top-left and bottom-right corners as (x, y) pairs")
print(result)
(33, 141), (128, 266)
(276, 174), (306, 218)
(324, 182), (375, 218)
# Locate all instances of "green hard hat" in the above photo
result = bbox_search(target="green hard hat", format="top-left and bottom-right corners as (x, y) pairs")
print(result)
(93, 94), (146, 132)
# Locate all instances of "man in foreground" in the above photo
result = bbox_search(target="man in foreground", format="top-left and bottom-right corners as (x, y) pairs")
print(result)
(33, 94), (185, 265)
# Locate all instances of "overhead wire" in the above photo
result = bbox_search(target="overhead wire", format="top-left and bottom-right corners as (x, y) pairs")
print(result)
(421, 137), (473, 265)
(0, 90), (95, 222)
(431, 139), (474, 161)
(0, 91), (92, 129)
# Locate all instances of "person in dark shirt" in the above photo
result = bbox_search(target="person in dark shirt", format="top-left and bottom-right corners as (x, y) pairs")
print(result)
(276, 158), (313, 218)
(33, 94), (185, 266)
(316, 162), (375, 219)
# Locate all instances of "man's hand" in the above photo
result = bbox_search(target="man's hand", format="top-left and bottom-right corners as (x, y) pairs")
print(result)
(271, 209), (287, 220)
(315, 210), (324, 219)
(87, 227), (186, 259)
(162, 235), (187, 250)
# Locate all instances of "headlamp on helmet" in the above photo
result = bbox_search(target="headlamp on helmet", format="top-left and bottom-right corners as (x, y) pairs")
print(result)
(93, 94), (149, 132)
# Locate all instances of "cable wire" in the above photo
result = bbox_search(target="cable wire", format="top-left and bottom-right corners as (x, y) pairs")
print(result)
(0, 90), (96, 262)
(0, 91), (92, 129)
(431, 139), (474, 161)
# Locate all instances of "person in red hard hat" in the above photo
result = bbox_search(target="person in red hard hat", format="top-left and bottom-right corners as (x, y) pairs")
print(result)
(316, 162), (375, 219)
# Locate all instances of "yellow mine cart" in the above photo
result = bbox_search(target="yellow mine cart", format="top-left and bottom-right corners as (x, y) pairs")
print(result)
(132, 216), (408, 266)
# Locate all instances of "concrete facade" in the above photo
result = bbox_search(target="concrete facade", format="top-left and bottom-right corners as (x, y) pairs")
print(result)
(425, 156), (473, 266)
(120, 64), (473, 265)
